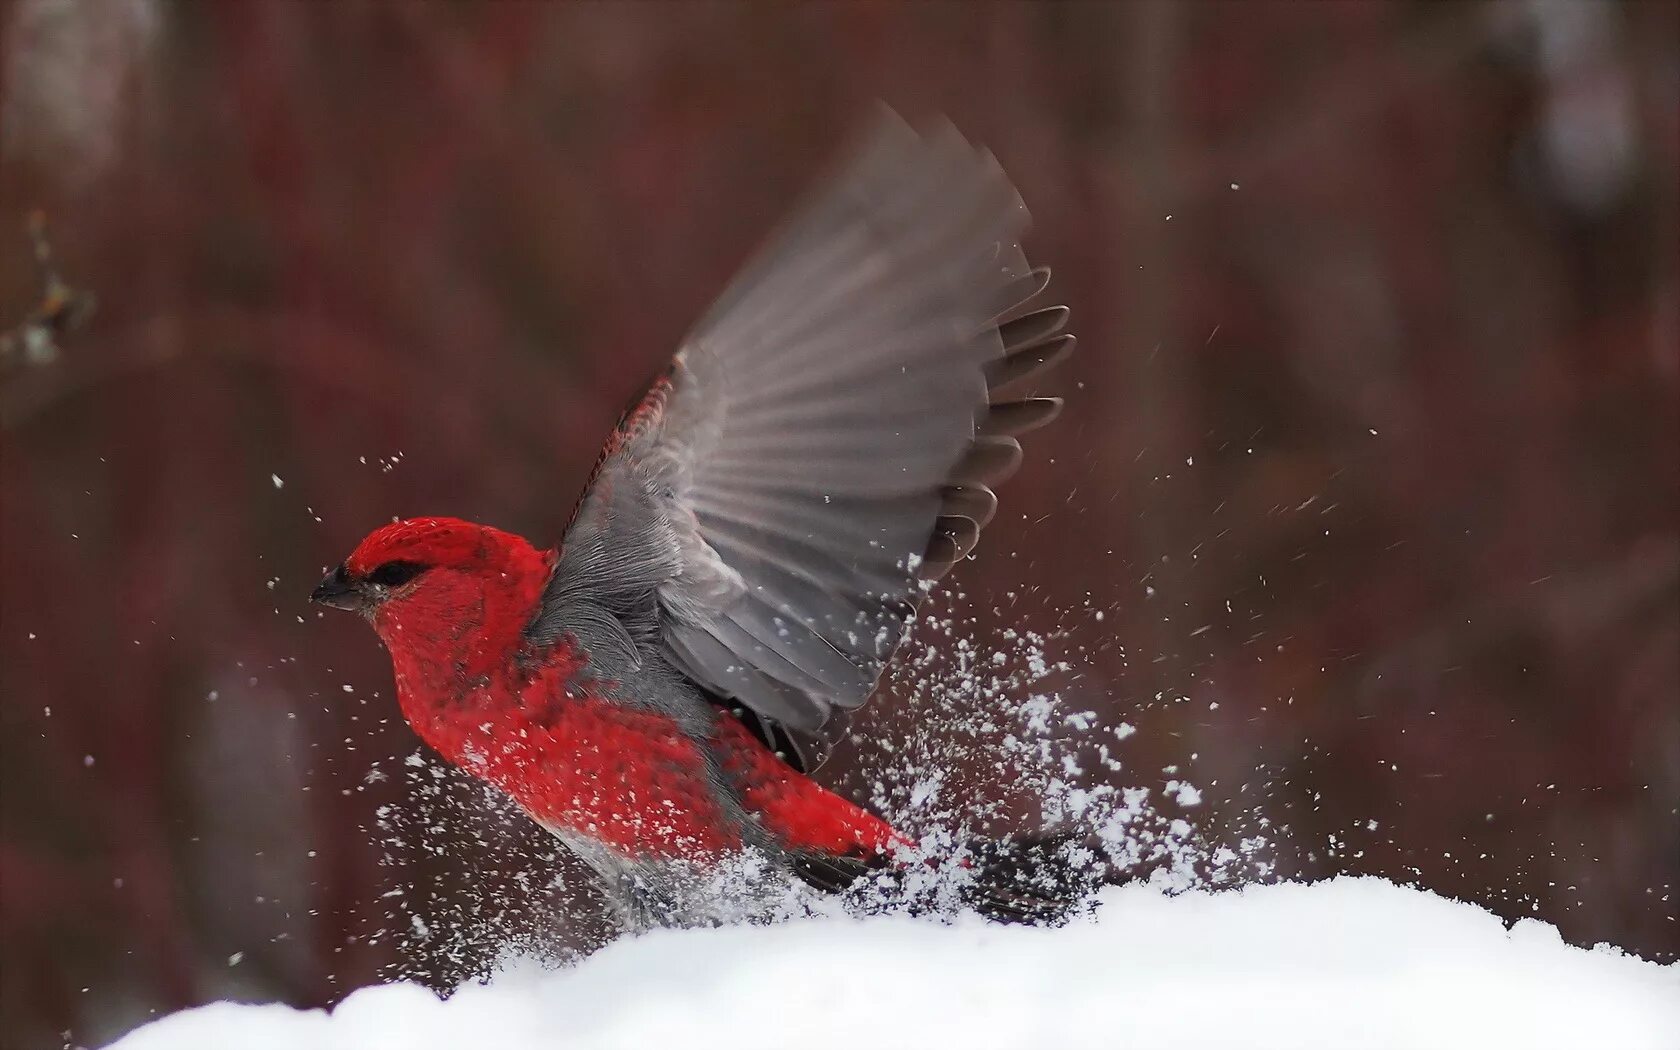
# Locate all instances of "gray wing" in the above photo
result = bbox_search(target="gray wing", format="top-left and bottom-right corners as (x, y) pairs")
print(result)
(527, 111), (1075, 770)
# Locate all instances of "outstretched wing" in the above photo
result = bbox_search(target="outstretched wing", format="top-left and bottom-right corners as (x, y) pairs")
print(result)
(527, 112), (1075, 771)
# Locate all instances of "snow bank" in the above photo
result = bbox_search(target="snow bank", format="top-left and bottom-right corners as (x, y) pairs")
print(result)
(109, 877), (1675, 1050)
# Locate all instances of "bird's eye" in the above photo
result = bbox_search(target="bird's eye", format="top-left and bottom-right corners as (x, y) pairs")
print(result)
(367, 560), (427, 588)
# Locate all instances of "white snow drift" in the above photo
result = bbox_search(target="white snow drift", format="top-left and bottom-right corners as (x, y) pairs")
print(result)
(109, 877), (1677, 1050)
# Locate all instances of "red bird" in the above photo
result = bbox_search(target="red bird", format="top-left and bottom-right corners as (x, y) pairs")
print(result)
(312, 113), (1077, 929)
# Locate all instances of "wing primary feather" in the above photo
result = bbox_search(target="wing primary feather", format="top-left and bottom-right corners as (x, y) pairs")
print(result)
(932, 514), (981, 553)
(981, 397), (1064, 436)
(951, 437), (1024, 486)
(983, 333), (1077, 393)
(939, 485), (999, 528)
(998, 305), (1070, 351)
(987, 266), (1051, 320)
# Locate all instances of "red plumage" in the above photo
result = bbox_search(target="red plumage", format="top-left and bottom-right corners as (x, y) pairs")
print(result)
(313, 113), (1077, 928)
(346, 517), (902, 863)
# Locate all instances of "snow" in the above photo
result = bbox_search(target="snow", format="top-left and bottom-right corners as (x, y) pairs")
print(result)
(108, 877), (1677, 1050)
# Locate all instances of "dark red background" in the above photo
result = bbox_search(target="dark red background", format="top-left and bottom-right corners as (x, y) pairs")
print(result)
(2, 3), (1676, 1047)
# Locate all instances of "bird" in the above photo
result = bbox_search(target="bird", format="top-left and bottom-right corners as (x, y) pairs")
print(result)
(312, 111), (1078, 930)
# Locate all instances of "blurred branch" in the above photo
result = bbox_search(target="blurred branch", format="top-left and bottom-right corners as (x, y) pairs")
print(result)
(0, 211), (96, 374)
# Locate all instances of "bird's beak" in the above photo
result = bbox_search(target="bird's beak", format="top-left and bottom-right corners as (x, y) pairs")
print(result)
(310, 564), (364, 612)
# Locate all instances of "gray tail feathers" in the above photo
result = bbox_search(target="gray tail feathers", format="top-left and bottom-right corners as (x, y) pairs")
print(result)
(791, 830), (1104, 926)
(960, 831), (1096, 925)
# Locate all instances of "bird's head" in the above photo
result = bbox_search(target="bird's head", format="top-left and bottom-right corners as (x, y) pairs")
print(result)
(312, 517), (553, 675)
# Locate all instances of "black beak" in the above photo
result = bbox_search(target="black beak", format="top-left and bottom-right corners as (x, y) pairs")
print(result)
(310, 564), (364, 612)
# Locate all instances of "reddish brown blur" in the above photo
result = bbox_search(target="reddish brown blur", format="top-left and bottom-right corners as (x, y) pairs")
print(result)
(2, 3), (1675, 1046)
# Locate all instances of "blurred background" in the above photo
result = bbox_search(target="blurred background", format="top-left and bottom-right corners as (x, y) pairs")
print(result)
(2, 2), (1676, 1046)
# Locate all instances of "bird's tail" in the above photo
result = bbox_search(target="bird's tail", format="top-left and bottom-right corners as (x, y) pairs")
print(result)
(959, 831), (1097, 925)
(790, 829), (1102, 925)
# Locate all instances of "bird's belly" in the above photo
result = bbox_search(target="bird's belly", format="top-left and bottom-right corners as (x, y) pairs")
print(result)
(473, 691), (742, 861)
(540, 823), (791, 929)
